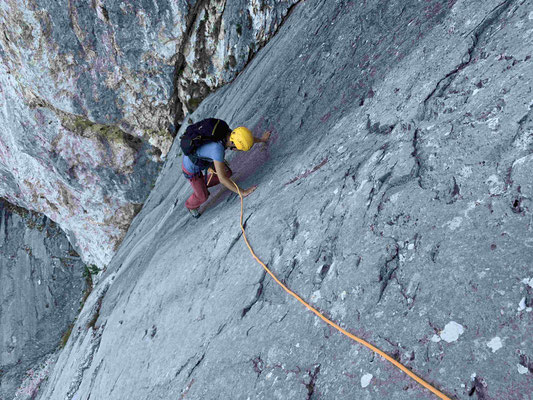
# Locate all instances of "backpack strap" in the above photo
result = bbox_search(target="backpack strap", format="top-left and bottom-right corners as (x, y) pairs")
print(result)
(212, 119), (220, 137)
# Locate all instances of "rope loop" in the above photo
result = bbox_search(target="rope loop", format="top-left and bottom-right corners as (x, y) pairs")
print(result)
(230, 180), (452, 400)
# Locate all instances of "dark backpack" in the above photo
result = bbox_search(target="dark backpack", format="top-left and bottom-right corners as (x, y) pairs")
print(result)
(180, 118), (230, 167)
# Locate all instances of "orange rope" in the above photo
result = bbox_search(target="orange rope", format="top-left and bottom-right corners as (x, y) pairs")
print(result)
(206, 168), (215, 186)
(230, 180), (452, 400)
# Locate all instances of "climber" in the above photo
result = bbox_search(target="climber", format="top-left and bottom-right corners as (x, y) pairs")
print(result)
(180, 118), (271, 218)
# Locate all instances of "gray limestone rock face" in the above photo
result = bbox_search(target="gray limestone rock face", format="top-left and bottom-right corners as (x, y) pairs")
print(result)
(0, 199), (87, 400)
(28, 0), (533, 399)
(173, 0), (300, 122)
(0, 0), (300, 267)
(0, 63), (160, 267)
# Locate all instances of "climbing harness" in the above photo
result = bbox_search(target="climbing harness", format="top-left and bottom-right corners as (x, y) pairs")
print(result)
(230, 179), (452, 400)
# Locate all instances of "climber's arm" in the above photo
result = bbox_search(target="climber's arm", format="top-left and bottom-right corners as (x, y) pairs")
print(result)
(214, 160), (257, 197)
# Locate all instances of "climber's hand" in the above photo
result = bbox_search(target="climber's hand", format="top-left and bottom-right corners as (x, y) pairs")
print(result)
(261, 131), (272, 142)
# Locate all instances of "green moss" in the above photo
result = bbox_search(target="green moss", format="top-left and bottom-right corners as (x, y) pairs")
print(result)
(93, 124), (126, 143)
(63, 115), (142, 151)
(75, 119), (124, 143)
(83, 264), (101, 278)
(187, 97), (203, 111)
(59, 323), (74, 349)
(71, 117), (92, 132)
(145, 128), (172, 142)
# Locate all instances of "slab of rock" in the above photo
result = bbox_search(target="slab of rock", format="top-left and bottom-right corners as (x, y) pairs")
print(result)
(33, 0), (533, 399)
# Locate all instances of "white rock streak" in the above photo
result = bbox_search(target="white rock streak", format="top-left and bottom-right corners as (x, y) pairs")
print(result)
(518, 297), (526, 311)
(487, 337), (503, 353)
(522, 277), (533, 288)
(361, 373), (373, 388)
(440, 321), (464, 343)
(517, 364), (529, 374)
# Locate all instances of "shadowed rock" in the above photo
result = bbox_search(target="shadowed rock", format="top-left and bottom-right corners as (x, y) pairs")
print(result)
(0, 199), (87, 399)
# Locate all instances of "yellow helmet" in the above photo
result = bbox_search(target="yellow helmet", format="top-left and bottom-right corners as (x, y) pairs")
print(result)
(229, 126), (254, 151)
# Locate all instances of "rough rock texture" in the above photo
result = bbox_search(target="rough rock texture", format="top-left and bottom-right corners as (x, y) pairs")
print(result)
(0, 199), (87, 400)
(172, 0), (300, 122)
(0, 0), (299, 267)
(27, 0), (533, 399)
(0, 63), (159, 267)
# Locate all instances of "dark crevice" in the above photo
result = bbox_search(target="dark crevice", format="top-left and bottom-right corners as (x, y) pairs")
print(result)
(88, 358), (105, 395)
(215, 322), (227, 336)
(242, 213), (252, 230)
(377, 244), (399, 303)
(187, 353), (206, 379)
(447, 176), (460, 204)
(511, 197), (524, 214)
(251, 355), (264, 377)
(430, 243), (440, 263)
(174, 355), (195, 378)
(66, 318), (107, 399)
(277, 311), (289, 324)
(319, 264), (330, 280)
(379, 335), (403, 361)
(284, 258), (299, 283)
(241, 271), (267, 318)
(314, 248), (333, 287)
(366, 116), (397, 135)
(100, 5), (109, 22)
(171, 0), (305, 128)
(231, 0), (305, 84)
(411, 128), (424, 188)
(273, 0), (304, 37)
(511, 105), (533, 146)
(170, 0), (211, 127)
(305, 364), (321, 400)
(366, 187), (376, 210)
(86, 286), (109, 330)
(420, 0), (513, 119)
(226, 233), (242, 255)
(290, 216), (300, 241)
(225, 214), (252, 257)
(468, 376), (490, 399)
(519, 353), (533, 373)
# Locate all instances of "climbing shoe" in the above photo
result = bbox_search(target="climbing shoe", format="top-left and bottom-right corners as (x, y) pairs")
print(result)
(188, 208), (201, 219)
